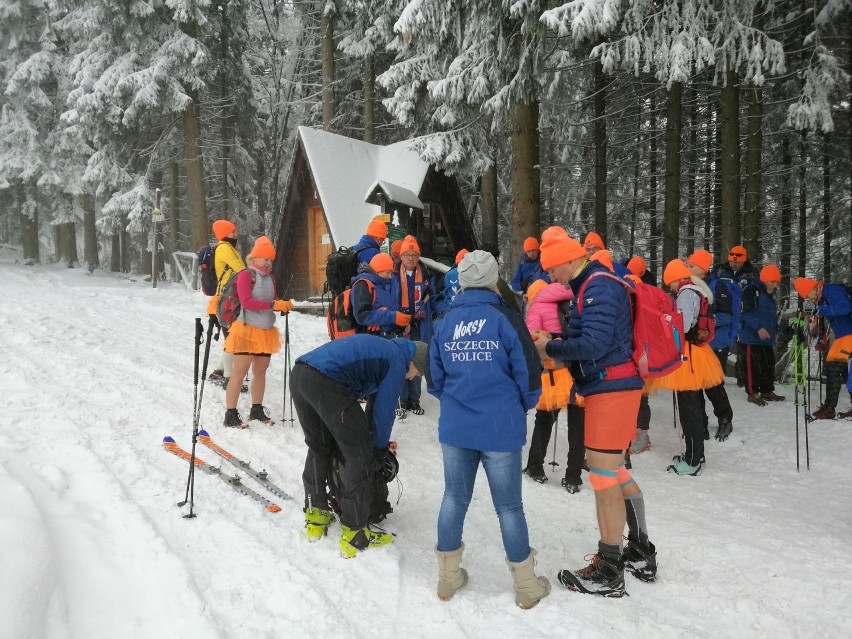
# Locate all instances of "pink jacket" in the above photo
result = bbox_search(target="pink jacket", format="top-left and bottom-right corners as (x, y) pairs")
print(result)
(525, 283), (574, 334)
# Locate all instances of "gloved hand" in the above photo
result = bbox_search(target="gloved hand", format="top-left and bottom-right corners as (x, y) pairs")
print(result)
(395, 312), (412, 326)
(273, 299), (293, 313)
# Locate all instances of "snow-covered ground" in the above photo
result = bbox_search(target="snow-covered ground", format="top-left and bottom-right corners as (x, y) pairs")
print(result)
(2, 248), (851, 639)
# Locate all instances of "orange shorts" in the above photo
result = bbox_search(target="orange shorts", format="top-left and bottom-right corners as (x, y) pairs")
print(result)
(583, 390), (642, 451)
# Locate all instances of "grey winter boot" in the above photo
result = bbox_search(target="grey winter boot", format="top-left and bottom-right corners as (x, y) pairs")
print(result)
(436, 543), (468, 601)
(507, 548), (551, 609)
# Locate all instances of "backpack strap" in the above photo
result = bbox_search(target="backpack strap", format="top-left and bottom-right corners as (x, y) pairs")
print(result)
(576, 271), (633, 313)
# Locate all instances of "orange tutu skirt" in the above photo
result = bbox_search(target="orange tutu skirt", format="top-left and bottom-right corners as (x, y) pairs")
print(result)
(224, 320), (281, 355)
(537, 367), (584, 411)
(649, 341), (724, 392)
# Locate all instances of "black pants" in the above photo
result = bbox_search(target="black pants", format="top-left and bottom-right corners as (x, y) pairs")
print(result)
(713, 347), (729, 376)
(676, 390), (705, 467)
(290, 362), (375, 529)
(701, 382), (733, 429)
(824, 360), (848, 409)
(527, 405), (585, 483)
(636, 395), (651, 431)
(739, 343), (776, 395)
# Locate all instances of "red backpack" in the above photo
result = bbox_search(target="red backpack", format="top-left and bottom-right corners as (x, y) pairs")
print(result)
(680, 284), (716, 345)
(326, 280), (376, 340)
(578, 272), (684, 379)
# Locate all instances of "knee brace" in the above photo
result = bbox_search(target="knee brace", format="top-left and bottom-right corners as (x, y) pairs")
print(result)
(617, 464), (636, 488)
(588, 467), (619, 491)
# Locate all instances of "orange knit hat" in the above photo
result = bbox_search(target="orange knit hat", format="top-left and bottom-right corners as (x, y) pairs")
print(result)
(793, 277), (819, 298)
(250, 235), (276, 260)
(370, 253), (394, 273)
(523, 237), (540, 252)
(454, 248), (469, 265)
(526, 279), (549, 303)
(591, 249), (614, 271)
(541, 226), (569, 242)
(625, 274), (642, 285)
(391, 239), (403, 256)
(400, 235), (420, 255)
(627, 256), (647, 277)
(760, 264), (781, 283)
(584, 231), (605, 250)
(212, 219), (236, 241)
(366, 218), (388, 240)
(663, 259), (692, 286)
(728, 245), (747, 263)
(540, 235), (586, 271)
(687, 249), (713, 273)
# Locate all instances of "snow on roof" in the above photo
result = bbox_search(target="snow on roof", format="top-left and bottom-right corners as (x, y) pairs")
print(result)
(298, 126), (430, 248)
(364, 179), (424, 210)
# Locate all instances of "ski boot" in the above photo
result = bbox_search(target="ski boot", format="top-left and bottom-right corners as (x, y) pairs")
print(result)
(715, 418), (733, 442)
(629, 429), (651, 454)
(523, 466), (548, 484)
(223, 408), (249, 429)
(623, 539), (657, 582)
(558, 551), (626, 598)
(305, 507), (334, 542)
(339, 525), (394, 558)
(248, 404), (274, 425)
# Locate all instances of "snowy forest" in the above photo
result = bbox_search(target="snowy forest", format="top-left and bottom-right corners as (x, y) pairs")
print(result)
(1, 0), (850, 296)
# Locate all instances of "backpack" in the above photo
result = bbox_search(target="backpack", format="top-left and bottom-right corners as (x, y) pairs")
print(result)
(198, 245), (217, 296)
(578, 272), (684, 379)
(682, 285), (716, 345)
(326, 279), (375, 340)
(325, 245), (369, 297)
(216, 270), (255, 330)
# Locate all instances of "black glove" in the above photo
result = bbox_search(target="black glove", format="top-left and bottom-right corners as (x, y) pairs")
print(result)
(374, 447), (399, 483)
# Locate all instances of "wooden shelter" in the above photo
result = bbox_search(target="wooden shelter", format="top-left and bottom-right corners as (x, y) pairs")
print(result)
(271, 127), (476, 300)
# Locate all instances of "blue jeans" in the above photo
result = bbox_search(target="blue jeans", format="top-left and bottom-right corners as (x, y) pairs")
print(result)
(437, 444), (531, 563)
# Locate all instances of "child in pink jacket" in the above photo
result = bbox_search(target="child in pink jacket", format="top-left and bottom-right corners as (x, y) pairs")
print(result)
(523, 280), (586, 493)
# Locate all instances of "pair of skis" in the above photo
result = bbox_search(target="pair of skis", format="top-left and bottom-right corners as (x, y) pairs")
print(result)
(163, 430), (293, 512)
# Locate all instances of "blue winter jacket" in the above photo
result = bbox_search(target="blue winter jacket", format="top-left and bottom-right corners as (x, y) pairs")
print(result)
(738, 280), (778, 346)
(707, 275), (743, 351)
(545, 260), (644, 396)
(351, 270), (401, 334)
(296, 335), (411, 449)
(819, 284), (852, 339)
(512, 256), (549, 293)
(434, 266), (460, 316)
(350, 235), (383, 266)
(427, 289), (541, 452)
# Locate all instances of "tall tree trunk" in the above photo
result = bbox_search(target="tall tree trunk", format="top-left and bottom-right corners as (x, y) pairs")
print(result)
(629, 112), (641, 257)
(64, 221), (78, 267)
(713, 105), (722, 259)
(685, 87), (697, 256)
(511, 100), (541, 266)
(481, 162), (498, 250)
(720, 69), (741, 253)
(743, 85), (762, 262)
(183, 87), (209, 253)
(822, 133), (831, 281)
(20, 185), (39, 262)
(663, 81), (682, 265)
(82, 193), (98, 271)
(219, 0), (231, 221)
(703, 106), (714, 251)
(798, 132), (807, 277)
(364, 54), (375, 143)
(780, 134), (792, 299)
(649, 91), (658, 275)
(121, 214), (131, 273)
(110, 232), (121, 272)
(593, 59), (607, 236)
(848, 17), (852, 283)
(322, 8), (335, 131)
(169, 161), (180, 270)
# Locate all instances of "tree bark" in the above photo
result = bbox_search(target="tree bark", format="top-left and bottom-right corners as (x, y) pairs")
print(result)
(20, 185), (39, 262)
(743, 85), (762, 262)
(663, 81), (682, 265)
(63, 221), (78, 267)
(703, 106), (713, 251)
(822, 133), (831, 281)
(593, 58), (607, 236)
(121, 214), (131, 273)
(713, 105), (722, 259)
(649, 91), (658, 275)
(629, 104), (641, 256)
(169, 161), (180, 270)
(110, 232), (121, 272)
(82, 193), (99, 271)
(685, 87), (697, 256)
(511, 100), (541, 266)
(481, 162), (499, 250)
(183, 86), (209, 253)
(322, 8), (335, 131)
(798, 132), (807, 277)
(364, 54), (375, 143)
(780, 134), (792, 299)
(720, 68), (741, 253)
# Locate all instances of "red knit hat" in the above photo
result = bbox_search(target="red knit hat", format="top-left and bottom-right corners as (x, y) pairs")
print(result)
(663, 259), (692, 286)
(250, 236), (276, 260)
(584, 232), (605, 250)
(728, 245), (747, 263)
(212, 219), (236, 241)
(794, 277), (818, 298)
(366, 218), (388, 241)
(370, 253), (394, 273)
(760, 264), (781, 283)
(454, 248), (469, 265)
(400, 235), (420, 255)
(523, 237), (540, 252)
(540, 235), (586, 270)
(627, 256), (646, 277)
(687, 249), (713, 273)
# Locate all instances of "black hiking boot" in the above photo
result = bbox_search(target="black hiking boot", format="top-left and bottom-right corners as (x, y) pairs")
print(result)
(623, 539), (657, 582)
(407, 401), (425, 415)
(223, 408), (248, 429)
(248, 404), (274, 425)
(761, 391), (785, 402)
(524, 466), (548, 484)
(747, 393), (767, 407)
(715, 418), (733, 442)
(561, 477), (581, 494)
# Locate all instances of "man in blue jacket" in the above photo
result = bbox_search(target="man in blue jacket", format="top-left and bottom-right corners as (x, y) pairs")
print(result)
(349, 217), (388, 267)
(710, 245), (755, 383)
(512, 236), (549, 295)
(535, 231), (656, 597)
(289, 334), (427, 557)
(739, 265), (785, 406)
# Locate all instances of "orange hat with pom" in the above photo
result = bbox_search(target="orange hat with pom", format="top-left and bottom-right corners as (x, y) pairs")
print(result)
(627, 256), (647, 277)
(370, 253), (394, 273)
(540, 235), (586, 271)
(687, 249), (713, 273)
(584, 232), (605, 250)
(526, 279), (549, 303)
(400, 235), (420, 255)
(250, 235), (276, 260)
(523, 237), (540, 252)
(728, 245), (747, 263)
(212, 219), (236, 241)
(366, 218), (388, 241)
(663, 259), (692, 286)
(454, 248), (469, 265)
(760, 264), (781, 283)
(794, 277), (819, 298)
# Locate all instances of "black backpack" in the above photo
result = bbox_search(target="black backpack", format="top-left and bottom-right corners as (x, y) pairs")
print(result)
(198, 245), (217, 295)
(325, 245), (368, 297)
